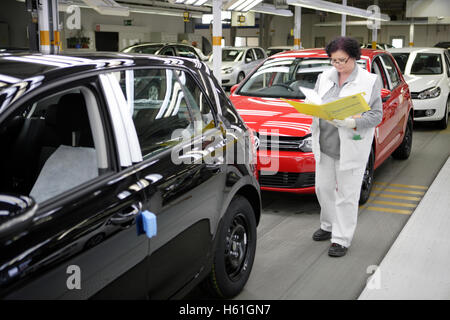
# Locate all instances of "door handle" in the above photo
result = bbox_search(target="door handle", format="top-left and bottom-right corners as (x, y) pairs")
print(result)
(110, 202), (141, 226)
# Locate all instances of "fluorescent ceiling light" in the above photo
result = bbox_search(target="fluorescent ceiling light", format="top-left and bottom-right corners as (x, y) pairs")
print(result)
(286, 0), (390, 21)
(224, 0), (263, 12)
(175, 0), (210, 5)
(202, 11), (232, 24)
(251, 3), (293, 17)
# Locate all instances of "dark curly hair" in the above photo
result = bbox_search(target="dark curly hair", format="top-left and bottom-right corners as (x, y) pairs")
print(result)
(325, 36), (361, 60)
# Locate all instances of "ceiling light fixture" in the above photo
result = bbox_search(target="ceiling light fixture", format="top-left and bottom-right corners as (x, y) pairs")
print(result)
(286, 0), (390, 21)
(251, 3), (293, 17)
(174, 0), (209, 6)
(224, 0), (263, 12)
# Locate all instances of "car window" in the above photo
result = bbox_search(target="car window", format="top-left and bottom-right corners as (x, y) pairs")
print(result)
(124, 44), (162, 54)
(160, 46), (176, 56)
(391, 53), (410, 74)
(380, 55), (401, 89)
(254, 48), (265, 60)
(177, 70), (216, 130)
(239, 57), (332, 99)
(0, 85), (110, 204)
(114, 69), (209, 158)
(176, 45), (198, 59)
(220, 49), (245, 62)
(410, 53), (443, 75)
(245, 49), (255, 63)
(372, 57), (389, 89)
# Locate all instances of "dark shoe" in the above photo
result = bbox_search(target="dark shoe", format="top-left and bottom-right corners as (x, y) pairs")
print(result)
(328, 243), (348, 257)
(312, 228), (332, 241)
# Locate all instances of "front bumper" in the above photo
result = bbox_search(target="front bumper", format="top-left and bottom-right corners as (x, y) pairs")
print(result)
(257, 150), (316, 193)
(412, 95), (447, 122)
(221, 71), (237, 86)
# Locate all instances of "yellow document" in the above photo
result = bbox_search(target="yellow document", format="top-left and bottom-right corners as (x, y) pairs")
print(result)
(282, 89), (371, 120)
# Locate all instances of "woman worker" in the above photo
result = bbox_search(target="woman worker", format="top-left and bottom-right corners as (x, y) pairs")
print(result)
(311, 36), (383, 257)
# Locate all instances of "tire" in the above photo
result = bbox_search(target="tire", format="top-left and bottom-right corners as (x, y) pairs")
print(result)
(202, 195), (257, 299)
(237, 72), (245, 84)
(392, 113), (413, 160)
(436, 97), (449, 130)
(359, 148), (374, 205)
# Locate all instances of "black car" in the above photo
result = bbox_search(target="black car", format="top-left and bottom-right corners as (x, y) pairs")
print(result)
(0, 52), (261, 299)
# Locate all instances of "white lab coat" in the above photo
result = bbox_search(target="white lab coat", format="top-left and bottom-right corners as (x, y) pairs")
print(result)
(312, 65), (378, 248)
(311, 66), (378, 170)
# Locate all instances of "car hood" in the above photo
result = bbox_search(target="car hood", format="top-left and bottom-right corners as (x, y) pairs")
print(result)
(404, 74), (442, 92)
(231, 95), (312, 137)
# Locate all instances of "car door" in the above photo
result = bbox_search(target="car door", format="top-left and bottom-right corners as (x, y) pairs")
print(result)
(0, 76), (149, 299)
(109, 66), (227, 299)
(379, 54), (408, 151)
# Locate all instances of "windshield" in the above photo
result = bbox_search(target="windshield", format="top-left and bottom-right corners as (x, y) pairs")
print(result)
(411, 53), (443, 75)
(238, 57), (334, 99)
(124, 44), (163, 54)
(391, 53), (410, 74)
(221, 49), (245, 62)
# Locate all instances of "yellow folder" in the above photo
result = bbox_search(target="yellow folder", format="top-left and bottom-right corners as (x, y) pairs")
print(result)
(282, 92), (371, 120)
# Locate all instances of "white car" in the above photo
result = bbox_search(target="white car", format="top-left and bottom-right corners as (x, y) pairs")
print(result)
(389, 47), (450, 129)
(207, 47), (267, 87)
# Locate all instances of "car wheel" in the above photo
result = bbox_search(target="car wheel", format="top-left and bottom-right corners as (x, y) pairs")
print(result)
(392, 113), (413, 160)
(436, 97), (449, 130)
(237, 72), (245, 84)
(202, 195), (257, 298)
(359, 148), (374, 205)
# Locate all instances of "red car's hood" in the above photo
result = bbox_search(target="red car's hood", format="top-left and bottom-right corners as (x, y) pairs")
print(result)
(231, 95), (312, 137)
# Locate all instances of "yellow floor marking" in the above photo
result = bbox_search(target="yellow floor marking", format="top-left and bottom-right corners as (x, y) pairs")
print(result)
(371, 193), (421, 201)
(374, 182), (428, 190)
(366, 206), (412, 215)
(372, 186), (425, 195)
(368, 199), (417, 208)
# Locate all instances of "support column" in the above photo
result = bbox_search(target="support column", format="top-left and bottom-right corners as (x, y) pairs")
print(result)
(341, 0), (347, 36)
(294, 6), (301, 49)
(409, 22), (414, 47)
(212, 0), (222, 83)
(372, 27), (377, 49)
(37, 0), (60, 54)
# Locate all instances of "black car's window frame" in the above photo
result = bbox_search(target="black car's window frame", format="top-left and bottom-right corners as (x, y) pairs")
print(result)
(0, 76), (120, 213)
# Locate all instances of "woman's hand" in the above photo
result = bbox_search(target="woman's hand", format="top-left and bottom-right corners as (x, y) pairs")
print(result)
(331, 118), (356, 129)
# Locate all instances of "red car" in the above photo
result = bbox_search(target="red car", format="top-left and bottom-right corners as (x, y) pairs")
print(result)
(230, 48), (413, 204)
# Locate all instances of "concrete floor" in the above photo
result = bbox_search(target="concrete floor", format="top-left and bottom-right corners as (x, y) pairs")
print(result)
(188, 122), (450, 300)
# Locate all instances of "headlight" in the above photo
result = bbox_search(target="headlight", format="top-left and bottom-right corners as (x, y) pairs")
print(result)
(298, 135), (312, 152)
(222, 67), (234, 74)
(417, 86), (441, 99)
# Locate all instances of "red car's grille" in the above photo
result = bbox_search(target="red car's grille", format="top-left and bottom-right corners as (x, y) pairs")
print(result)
(258, 135), (310, 152)
(259, 171), (315, 188)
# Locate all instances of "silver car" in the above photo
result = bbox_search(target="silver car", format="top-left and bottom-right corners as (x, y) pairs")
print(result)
(207, 47), (267, 87)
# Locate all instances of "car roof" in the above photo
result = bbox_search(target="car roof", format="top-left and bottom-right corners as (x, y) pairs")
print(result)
(388, 47), (447, 53)
(0, 52), (206, 108)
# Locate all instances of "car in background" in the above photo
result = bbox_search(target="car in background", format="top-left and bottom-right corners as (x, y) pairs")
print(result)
(121, 42), (207, 60)
(389, 47), (450, 129)
(266, 46), (295, 56)
(361, 43), (394, 50)
(229, 48), (414, 204)
(207, 46), (267, 88)
(0, 52), (260, 299)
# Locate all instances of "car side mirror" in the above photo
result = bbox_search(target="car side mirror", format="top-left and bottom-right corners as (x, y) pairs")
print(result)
(230, 84), (239, 95)
(0, 194), (37, 244)
(381, 88), (391, 102)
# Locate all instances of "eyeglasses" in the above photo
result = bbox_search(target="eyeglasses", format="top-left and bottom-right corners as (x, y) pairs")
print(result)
(330, 56), (350, 65)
